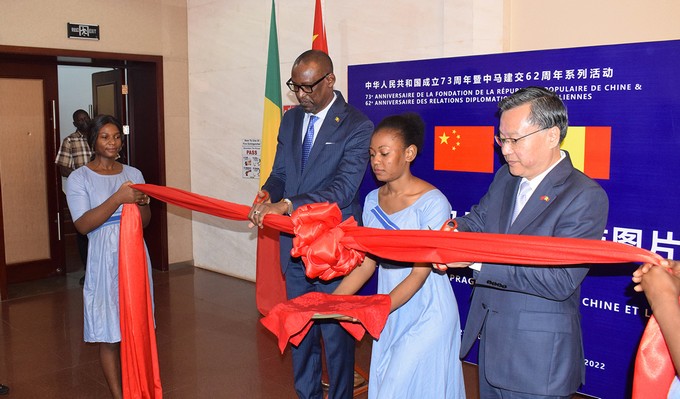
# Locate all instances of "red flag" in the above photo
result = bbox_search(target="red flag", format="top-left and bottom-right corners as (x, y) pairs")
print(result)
(434, 126), (495, 173)
(119, 204), (162, 398)
(312, 0), (328, 53)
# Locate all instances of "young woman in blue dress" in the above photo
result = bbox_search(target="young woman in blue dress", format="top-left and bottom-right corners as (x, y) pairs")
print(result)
(333, 113), (465, 399)
(66, 115), (152, 399)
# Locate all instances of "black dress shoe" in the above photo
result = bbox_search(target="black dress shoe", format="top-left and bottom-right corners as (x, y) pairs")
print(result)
(0, 384), (9, 395)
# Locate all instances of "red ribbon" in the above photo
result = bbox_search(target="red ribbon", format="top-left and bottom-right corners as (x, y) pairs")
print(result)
(290, 203), (366, 280)
(260, 292), (391, 353)
(632, 313), (676, 399)
(132, 184), (661, 270)
(129, 184), (671, 394)
(119, 204), (162, 398)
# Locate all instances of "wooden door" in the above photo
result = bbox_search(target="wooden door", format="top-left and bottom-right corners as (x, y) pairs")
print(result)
(0, 60), (62, 298)
(126, 62), (167, 271)
(92, 69), (124, 119)
(92, 69), (128, 163)
(94, 64), (167, 271)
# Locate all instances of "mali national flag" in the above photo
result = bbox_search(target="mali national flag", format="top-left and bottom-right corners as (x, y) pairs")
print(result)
(260, 0), (282, 186)
(256, 0), (286, 317)
(560, 126), (611, 180)
(434, 126), (495, 173)
(312, 0), (328, 53)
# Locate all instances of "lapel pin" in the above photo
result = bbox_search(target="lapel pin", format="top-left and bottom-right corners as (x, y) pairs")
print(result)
(540, 195), (550, 202)
(335, 116), (340, 123)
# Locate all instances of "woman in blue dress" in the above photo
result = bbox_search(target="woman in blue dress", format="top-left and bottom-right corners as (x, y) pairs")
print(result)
(66, 115), (152, 399)
(333, 113), (465, 398)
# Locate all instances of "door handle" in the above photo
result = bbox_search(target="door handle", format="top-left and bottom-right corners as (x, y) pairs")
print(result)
(56, 212), (61, 241)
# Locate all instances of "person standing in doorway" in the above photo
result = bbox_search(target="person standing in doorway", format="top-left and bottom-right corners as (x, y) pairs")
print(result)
(55, 109), (93, 285)
(66, 114), (153, 399)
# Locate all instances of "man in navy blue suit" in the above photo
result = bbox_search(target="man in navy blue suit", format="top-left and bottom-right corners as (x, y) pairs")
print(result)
(449, 86), (609, 398)
(249, 49), (373, 399)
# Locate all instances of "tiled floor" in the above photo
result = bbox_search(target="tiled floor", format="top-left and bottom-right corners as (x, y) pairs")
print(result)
(1, 260), (601, 398)
(5, 261), (611, 399)
(1, 264), (302, 398)
(0, 264), (398, 398)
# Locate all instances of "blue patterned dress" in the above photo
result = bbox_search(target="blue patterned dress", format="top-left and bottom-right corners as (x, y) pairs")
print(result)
(363, 188), (465, 399)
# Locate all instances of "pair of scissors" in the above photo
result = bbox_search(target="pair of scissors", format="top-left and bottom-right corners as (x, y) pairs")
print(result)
(440, 219), (458, 231)
(427, 219), (457, 231)
(252, 190), (270, 205)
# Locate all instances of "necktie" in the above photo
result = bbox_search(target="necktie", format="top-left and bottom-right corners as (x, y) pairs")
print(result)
(511, 180), (531, 224)
(301, 115), (318, 172)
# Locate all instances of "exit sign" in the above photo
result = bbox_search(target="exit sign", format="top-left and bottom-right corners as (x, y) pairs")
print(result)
(67, 23), (100, 40)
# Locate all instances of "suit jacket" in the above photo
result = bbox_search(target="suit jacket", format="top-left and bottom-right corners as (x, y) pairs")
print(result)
(262, 91), (373, 272)
(456, 152), (608, 396)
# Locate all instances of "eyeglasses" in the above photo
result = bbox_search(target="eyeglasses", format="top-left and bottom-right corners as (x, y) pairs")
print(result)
(286, 73), (330, 93)
(494, 127), (550, 147)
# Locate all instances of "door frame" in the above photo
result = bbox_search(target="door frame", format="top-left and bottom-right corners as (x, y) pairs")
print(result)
(0, 58), (61, 298)
(0, 45), (169, 298)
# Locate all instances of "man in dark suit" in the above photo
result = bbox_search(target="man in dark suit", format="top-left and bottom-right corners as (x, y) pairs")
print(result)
(248, 49), (373, 399)
(450, 86), (609, 398)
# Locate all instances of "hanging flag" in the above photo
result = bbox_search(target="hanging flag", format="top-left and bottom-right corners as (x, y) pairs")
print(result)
(433, 126), (495, 173)
(560, 126), (612, 180)
(312, 0), (328, 53)
(260, 0), (282, 186)
(256, 0), (287, 316)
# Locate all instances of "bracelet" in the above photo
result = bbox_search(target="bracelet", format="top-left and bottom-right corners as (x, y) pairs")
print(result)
(281, 198), (293, 215)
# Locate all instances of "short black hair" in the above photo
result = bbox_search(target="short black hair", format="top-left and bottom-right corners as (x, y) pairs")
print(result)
(294, 49), (334, 73)
(72, 109), (89, 121)
(374, 113), (425, 153)
(498, 86), (568, 142)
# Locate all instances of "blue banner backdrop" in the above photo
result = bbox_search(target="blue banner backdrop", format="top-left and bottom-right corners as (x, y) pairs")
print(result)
(348, 40), (680, 399)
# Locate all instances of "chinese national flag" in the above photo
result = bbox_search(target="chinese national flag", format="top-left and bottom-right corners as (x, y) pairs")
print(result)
(312, 0), (328, 53)
(434, 126), (495, 173)
(560, 126), (611, 180)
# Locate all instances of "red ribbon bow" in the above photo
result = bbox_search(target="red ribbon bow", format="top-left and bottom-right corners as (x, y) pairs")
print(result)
(290, 203), (365, 280)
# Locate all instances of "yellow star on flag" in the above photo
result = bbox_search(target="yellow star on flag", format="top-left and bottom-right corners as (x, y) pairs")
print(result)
(439, 132), (450, 144)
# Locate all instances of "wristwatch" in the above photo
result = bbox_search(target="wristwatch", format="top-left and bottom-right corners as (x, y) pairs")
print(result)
(281, 198), (293, 215)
